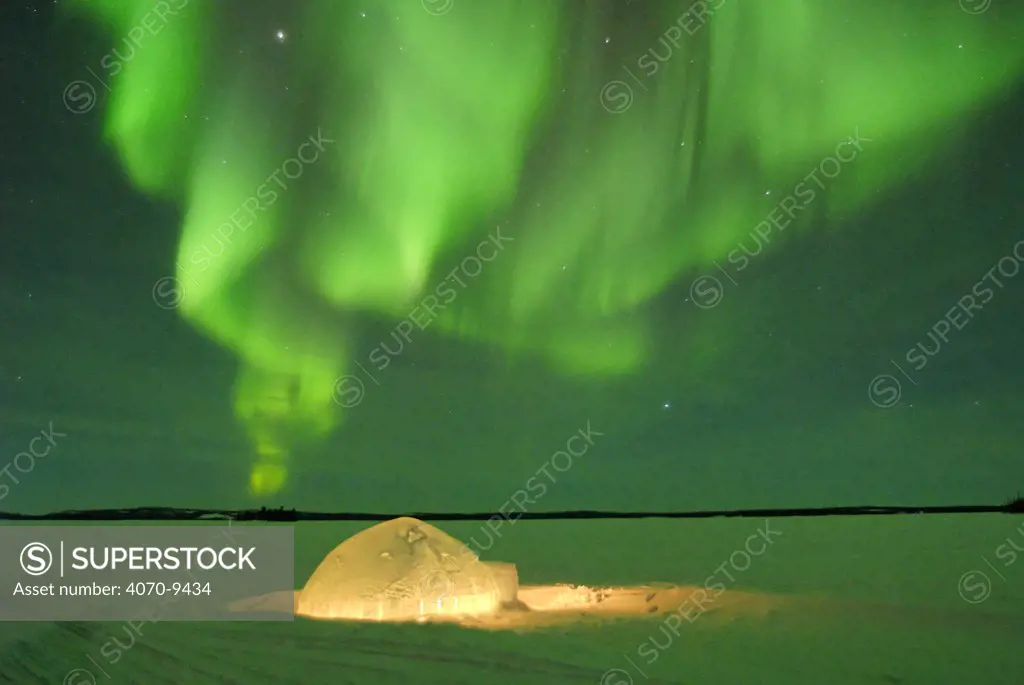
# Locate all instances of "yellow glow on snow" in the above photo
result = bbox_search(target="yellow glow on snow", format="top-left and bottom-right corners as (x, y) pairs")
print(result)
(230, 518), (790, 630)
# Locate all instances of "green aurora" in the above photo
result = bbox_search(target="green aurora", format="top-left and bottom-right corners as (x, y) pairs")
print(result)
(65, 0), (1024, 496)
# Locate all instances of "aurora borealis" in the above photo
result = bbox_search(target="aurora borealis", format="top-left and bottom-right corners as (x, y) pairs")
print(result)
(2, 0), (1023, 510)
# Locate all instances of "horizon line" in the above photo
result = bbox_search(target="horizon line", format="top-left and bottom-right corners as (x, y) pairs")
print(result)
(1, 499), (1021, 522)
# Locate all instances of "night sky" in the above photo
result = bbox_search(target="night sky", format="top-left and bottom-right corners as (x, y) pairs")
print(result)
(1, 0), (1022, 514)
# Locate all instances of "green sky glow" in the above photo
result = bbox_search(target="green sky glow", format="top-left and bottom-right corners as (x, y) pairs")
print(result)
(67, 0), (1024, 496)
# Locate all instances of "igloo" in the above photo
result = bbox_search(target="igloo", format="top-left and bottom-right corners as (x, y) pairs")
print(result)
(232, 517), (725, 630)
(296, 517), (518, 621)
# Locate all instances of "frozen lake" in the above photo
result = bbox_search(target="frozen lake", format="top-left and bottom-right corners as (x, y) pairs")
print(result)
(1, 514), (1021, 684)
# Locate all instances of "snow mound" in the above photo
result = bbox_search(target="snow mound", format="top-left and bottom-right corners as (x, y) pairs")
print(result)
(297, 517), (510, 621)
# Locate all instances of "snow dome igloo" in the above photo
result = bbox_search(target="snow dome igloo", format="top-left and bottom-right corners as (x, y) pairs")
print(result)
(296, 517), (517, 621)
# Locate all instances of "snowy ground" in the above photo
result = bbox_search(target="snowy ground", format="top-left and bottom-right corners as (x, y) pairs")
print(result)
(1, 514), (1021, 684)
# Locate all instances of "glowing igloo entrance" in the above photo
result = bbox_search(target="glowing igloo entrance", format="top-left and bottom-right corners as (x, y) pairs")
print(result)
(296, 517), (517, 622)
